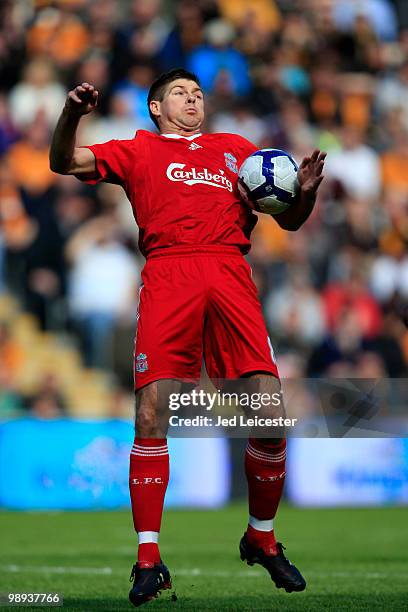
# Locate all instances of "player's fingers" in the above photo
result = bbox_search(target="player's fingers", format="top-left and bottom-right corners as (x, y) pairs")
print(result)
(77, 83), (93, 94)
(315, 160), (325, 176)
(75, 87), (87, 98)
(318, 151), (327, 162)
(77, 88), (95, 103)
(90, 91), (99, 107)
(310, 149), (320, 162)
(68, 91), (83, 104)
(299, 156), (311, 169)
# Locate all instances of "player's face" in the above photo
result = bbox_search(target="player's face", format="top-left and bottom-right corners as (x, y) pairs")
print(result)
(153, 79), (204, 132)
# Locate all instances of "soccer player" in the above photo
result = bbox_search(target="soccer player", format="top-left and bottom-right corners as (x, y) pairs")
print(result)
(50, 69), (325, 607)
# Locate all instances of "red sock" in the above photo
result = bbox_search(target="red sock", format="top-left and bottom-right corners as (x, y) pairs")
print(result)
(129, 437), (169, 568)
(245, 438), (286, 555)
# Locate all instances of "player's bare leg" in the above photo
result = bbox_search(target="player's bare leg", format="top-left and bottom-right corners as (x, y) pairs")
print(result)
(129, 379), (180, 607)
(239, 373), (306, 592)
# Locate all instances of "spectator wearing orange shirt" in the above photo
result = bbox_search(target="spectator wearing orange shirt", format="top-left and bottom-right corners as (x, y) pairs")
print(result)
(6, 112), (56, 196)
(381, 131), (408, 193)
(26, 1), (90, 69)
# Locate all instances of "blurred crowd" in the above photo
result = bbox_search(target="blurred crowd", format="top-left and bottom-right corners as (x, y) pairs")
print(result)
(1, 0), (408, 418)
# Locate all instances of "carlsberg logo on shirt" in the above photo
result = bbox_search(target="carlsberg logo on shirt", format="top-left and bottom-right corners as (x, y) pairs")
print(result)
(166, 163), (233, 192)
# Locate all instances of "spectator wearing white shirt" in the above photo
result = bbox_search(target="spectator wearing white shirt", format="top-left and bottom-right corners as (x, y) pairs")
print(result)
(8, 59), (66, 129)
(324, 125), (381, 200)
(66, 215), (140, 369)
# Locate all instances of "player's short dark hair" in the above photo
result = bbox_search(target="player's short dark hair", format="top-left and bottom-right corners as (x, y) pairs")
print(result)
(147, 68), (201, 129)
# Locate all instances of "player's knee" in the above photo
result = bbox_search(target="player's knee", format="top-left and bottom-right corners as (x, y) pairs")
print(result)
(240, 372), (285, 420)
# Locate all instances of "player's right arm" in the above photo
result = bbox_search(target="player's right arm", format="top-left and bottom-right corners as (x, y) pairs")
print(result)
(49, 82), (98, 176)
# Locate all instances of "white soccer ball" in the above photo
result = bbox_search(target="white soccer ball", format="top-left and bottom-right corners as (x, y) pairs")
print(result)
(238, 149), (299, 215)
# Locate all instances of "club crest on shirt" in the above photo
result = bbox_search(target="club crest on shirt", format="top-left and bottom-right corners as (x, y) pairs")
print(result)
(224, 152), (238, 173)
(135, 353), (148, 372)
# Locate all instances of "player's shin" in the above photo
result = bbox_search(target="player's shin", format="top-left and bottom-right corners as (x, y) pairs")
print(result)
(244, 438), (286, 555)
(129, 437), (169, 567)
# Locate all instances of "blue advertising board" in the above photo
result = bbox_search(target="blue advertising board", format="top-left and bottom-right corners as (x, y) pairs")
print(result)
(287, 438), (408, 506)
(0, 419), (230, 510)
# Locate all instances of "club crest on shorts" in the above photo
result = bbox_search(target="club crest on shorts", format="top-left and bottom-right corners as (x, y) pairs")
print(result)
(136, 353), (148, 372)
(224, 152), (238, 173)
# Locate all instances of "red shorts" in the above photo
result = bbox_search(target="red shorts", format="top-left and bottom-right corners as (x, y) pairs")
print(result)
(133, 246), (279, 390)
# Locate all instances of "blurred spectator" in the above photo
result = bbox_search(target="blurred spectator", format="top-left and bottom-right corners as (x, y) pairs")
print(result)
(65, 215), (140, 369)
(377, 188), (408, 259)
(264, 266), (326, 349)
(8, 58), (66, 130)
(323, 278), (382, 345)
(307, 306), (367, 376)
(355, 351), (387, 377)
(217, 0), (281, 36)
(6, 111), (55, 196)
(157, 0), (204, 71)
(271, 97), (317, 156)
(87, 0), (118, 31)
(218, 0), (282, 59)
(26, 373), (66, 419)
(187, 19), (251, 97)
(370, 255), (408, 302)
(381, 130), (408, 192)
(0, 172), (38, 299)
(210, 101), (266, 145)
(273, 37), (311, 99)
(26, 1), (90, 68)
(338, 74), (375, 131)
(332, 196), (379, 252)
(332, 0), (398, 42)
(80, 92), (147, 144)
(375, 61), (408, 131)
(112, 63), (156, 128)
(113, 0), (169, 78)
(54, 181), (97, 241)
(363, 300), (407, 376)
(1, 135), (65, 329)
(0, 0), (26, 91)
(324, 125), (381, 199)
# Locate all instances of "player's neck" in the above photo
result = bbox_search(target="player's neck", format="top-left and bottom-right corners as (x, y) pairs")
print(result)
(160, 128), (202, 138)
(159, 120), (202, 138)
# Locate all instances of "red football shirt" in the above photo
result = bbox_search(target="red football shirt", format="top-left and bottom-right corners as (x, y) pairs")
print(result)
(81, 130), (258, 257)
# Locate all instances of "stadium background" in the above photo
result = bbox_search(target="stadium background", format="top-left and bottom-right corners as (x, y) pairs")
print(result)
(0, 1), (407, 610)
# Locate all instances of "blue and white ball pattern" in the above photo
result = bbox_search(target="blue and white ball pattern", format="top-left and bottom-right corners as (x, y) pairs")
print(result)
(238, 149), (299, 215)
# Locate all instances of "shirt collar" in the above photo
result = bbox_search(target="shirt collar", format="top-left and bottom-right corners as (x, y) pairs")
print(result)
(161, 133), (202, 141)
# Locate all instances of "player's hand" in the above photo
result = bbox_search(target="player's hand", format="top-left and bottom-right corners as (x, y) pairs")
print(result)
(297, 149), (326, 195)
(64, 82), (99, 116)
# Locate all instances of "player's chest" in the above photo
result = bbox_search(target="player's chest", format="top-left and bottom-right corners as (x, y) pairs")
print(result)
(145, 140), (240, 194)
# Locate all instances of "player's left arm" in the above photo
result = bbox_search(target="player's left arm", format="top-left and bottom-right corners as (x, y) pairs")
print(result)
(274, 149), (326, 231)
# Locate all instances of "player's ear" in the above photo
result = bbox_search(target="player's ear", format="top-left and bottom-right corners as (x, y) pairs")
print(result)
(149, 100), (161, 120)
